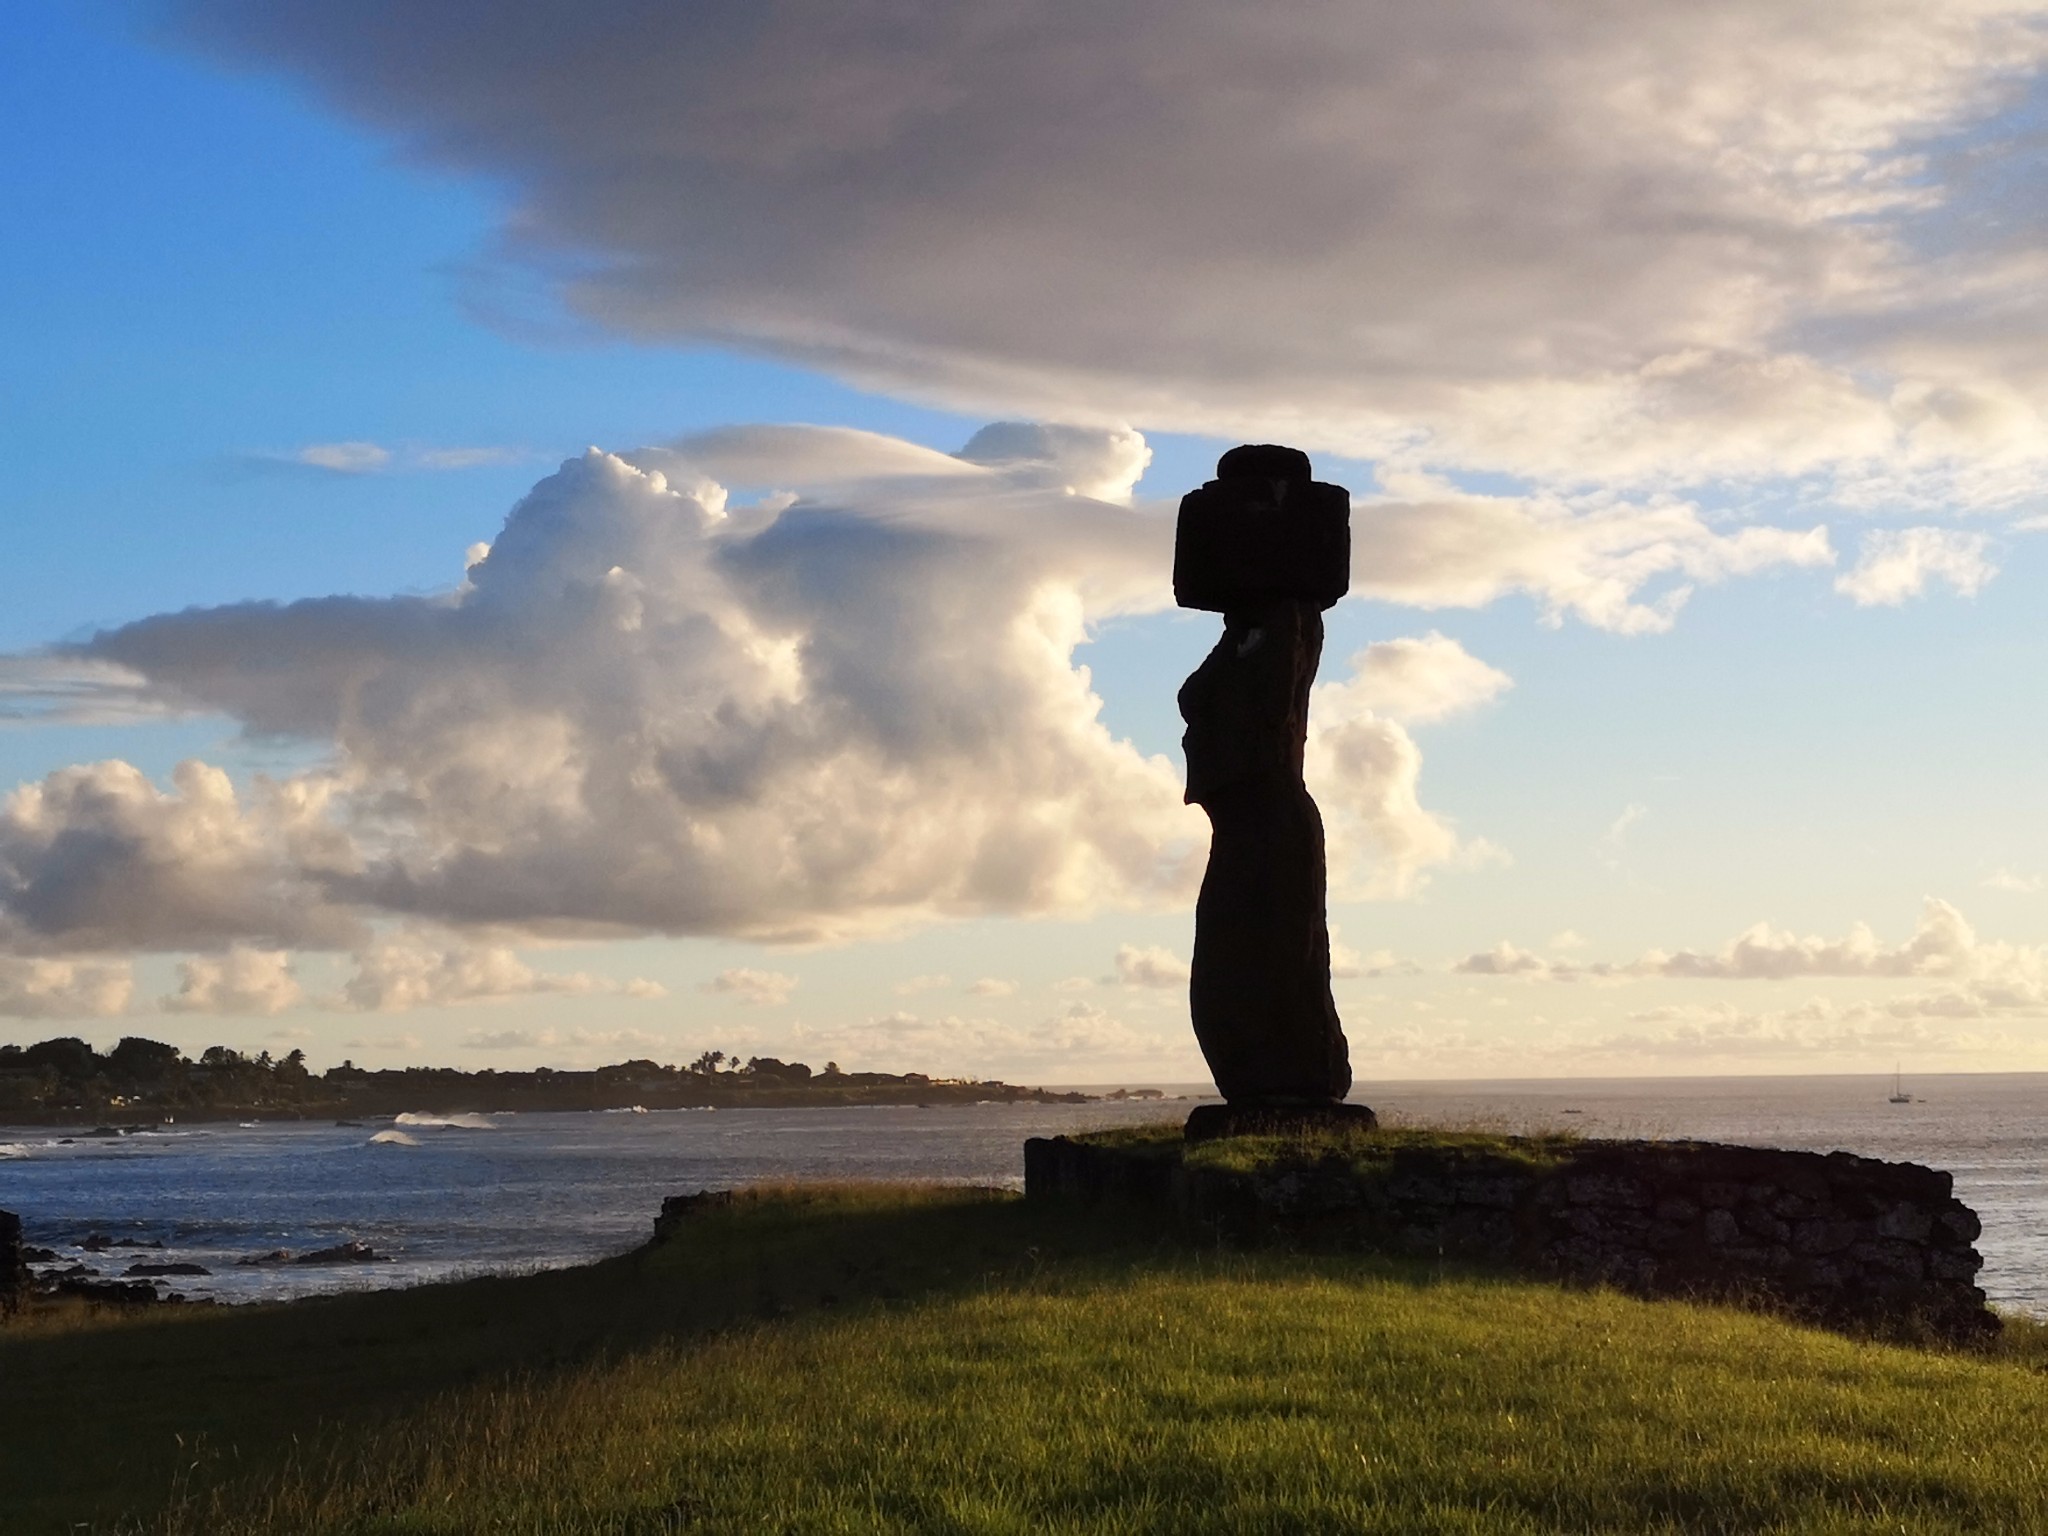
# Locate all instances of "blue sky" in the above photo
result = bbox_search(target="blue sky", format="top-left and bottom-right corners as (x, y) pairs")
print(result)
(6, 3), (2048, 1082)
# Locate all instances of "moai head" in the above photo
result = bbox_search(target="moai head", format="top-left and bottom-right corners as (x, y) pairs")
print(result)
(1171, 443), (1351, 614)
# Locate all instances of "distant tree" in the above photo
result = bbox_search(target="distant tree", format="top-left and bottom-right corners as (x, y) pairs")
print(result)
(200, 1046), (246, 1070)
(107, 1037), (183, 1083)
(822, 1061), (842, 1077)
(275, 1048), (310, 1085)
(692, 1050), (726, 1075)
(20, 1037), (101, 1082)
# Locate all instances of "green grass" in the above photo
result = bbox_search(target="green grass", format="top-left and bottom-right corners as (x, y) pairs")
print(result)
(7, 1180), (2048, 1534)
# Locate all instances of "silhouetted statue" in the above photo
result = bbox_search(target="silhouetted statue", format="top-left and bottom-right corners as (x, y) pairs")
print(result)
(1175, 445), (1375, 1139)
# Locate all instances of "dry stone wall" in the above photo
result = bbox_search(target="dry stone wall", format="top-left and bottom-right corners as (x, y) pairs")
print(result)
(1024, 1134), (1995, 1341)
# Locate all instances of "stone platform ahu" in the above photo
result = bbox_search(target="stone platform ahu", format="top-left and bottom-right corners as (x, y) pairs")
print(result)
(1174, 445), (1370, 1141)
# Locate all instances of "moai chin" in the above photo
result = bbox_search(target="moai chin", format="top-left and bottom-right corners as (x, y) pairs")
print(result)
(1174, 444), (1376, 1141)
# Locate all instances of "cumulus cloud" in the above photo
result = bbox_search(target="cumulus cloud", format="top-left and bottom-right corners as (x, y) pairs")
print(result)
(1110, 944), (1189, 990)
(1314, 633), (1510, 727)
(342, 930), (664, 1011)
(161, 947), (303, 1016)
(1834, 528), (1998, 605)
(1307, 638), (1516, 898)
(1455, 900), (2048, 1021)
(0, 420), (1841, 975)
(0, 956), (133, 1019)
(966, 977), (1017, 997)
(43, 430), (1198, 947)
(1642, 898), (1985, 981)
(168, 0), (2048, 507)
(0, 759), (361, 955)
(892, 973), (951, 996)
(702, 968), (799, 1007)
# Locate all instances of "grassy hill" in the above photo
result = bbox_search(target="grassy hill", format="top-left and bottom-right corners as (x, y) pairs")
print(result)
(6, 1181), (2048, 1533)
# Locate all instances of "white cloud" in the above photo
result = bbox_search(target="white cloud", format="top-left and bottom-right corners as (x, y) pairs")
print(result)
(297, 441), (391, 474)
(340, 1032), (424, 1052)
(1355, 481), (1834, 635)
(1834, 528), (1998, 605)
(0, 956), (133, 1019)
(458, 1025), (663, 1054)
(1643, 898), (1984, 981)
(893, 973), (951, 996)
(1314, 632), (1510, 728)
(414, 446), (527, 471)
(1984, 869), (2043, 894)
(804, 999), (1188, 1078)
(1454, 942), (1554, 979)
(162, 947), (303, 1016)
(0, 422), (1845, 979)
(1110, 944), (1189, 990)
(41, 431), (1198, 948)
(343, 930), (664, 1011)
(169, 1), (2048, 508)
(0, 759), (362, 955)
(703, 968), (799, 1007)
(1455, 901), (2048, 1023)
(966, 977), (1016, 997)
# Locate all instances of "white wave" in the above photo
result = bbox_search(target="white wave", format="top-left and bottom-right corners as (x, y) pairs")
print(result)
(392, 1112), (496, 1131)
(368, 1130), (421, 1147)
(0, 1142), (30, 1159)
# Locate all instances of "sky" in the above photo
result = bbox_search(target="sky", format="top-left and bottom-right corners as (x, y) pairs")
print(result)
(4, 1), (2048, 1084)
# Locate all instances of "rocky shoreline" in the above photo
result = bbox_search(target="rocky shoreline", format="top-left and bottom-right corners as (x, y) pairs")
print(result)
(1, 1207), (398, 1309)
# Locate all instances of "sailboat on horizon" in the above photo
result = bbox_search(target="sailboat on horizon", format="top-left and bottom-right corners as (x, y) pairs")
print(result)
(1889, 1064), (1913, 1104)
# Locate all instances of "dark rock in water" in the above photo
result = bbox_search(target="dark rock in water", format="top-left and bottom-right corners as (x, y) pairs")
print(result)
(110, 1237), (165, 1250)
(335, 1119), (366, 1128)
(124, 1261), (211, 1277)
(1, 1209), (24, 1307)
(49, 1263), (101, 1279)
(79, 1233), (114, 1252)
(1184, 1102), (1379, 1142)
(293, 1240), (388, 1265)
(237, 1249), (293, 1267)
(652, 1189), (736, 1243)
(21, 1245), (59, 1264)
(83, 1126), (124, 1139)
(52, 1277), (163, 1306)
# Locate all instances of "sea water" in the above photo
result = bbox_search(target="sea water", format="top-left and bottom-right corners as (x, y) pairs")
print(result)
(4, 1074), (2044, 1312)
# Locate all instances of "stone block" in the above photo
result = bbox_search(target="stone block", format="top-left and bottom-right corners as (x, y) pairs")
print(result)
(1173, 475), (1351, 614)
(1876, 1202), (1934, 1242)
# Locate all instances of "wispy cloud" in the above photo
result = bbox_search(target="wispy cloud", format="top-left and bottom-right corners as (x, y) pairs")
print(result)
(702, 968), (798, 1006)
(1835, 529), (1997, 606)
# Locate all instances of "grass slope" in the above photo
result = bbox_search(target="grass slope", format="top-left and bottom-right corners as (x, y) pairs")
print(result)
(5, 1182), (2048, 1534)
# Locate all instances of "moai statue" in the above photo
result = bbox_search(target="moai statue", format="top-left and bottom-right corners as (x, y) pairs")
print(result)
(1174, 444), (1376, 1140)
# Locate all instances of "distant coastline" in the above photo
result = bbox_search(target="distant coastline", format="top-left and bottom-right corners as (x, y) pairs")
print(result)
(0, 1035), (1108, 1127)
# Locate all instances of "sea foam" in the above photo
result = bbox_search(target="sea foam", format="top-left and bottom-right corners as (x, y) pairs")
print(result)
(393, 1112), (496, 1131)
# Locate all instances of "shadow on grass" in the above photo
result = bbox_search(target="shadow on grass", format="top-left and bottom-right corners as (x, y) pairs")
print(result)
(3, 1182), (1297, 1531)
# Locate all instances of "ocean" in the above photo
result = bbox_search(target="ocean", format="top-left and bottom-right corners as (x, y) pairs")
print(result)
(4, 1073), (2045, 1313)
